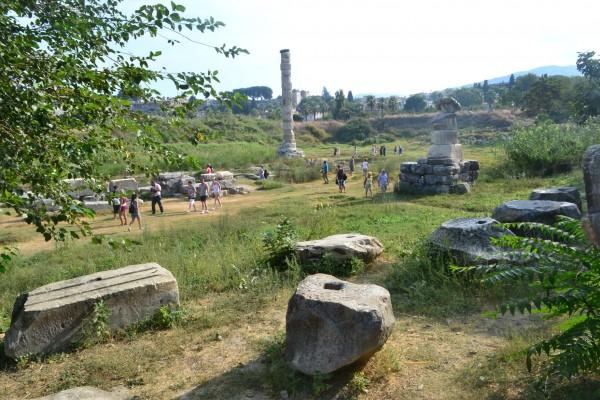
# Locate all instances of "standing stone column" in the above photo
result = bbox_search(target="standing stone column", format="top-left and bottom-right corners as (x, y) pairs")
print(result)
(427, 97), (463, 165)
(278, 49), (304, 157)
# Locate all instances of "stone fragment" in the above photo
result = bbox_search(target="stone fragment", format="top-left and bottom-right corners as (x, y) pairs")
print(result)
(285, 274), (394, 375)
(492, 200), (581, 225)
(432, 165), (459, 176)
(400, 173), (422, 184)
(428, 217), (514, 266)
(33, 386), (131, 400)
(529, 187), (582, 211)
(451, 182), (471, 194)
(215, 171), (235, 180)
(583, 145), (600, 246)
(4, 263), (179, 359)
(295, 233), (383, 265)
(107, 178), (138, 193)
(156, 172), (195, 196)
(400, 162), (417, 173)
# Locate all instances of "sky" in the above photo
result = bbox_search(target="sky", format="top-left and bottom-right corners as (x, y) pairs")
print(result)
(123, 0), (600, 97)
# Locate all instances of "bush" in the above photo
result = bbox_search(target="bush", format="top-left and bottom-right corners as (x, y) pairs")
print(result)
(302, 255), (366, 277)
(271, 159), (321, 183)
(262, 218), (298, 271)
(456, 217), (600, 383)
(255, 180), (283, 190)
(503, 120), (600, 175)
(333, 118), (376, 142)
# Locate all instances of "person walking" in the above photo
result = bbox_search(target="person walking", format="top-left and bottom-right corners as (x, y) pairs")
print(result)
(362, 158), (369, 178)
(197, 178), (209, 214)
(150, 181), (163, 215)
(364, 172), (373, 198)
(127, 192), (142, 231)
(186, 181), (197, 212)
(258, 165), (265, 180)
(321, 160), (330, 184)
(382, 145), (386, 156)
(393, 145), (398, 154)
(378, 169), (389, 193)
(349, 157), (355, 175)
(118, 194), (128, 225)
(211, 178), (222, 208)
(111, 195), (120, 220)
(336, 165), (347, 193)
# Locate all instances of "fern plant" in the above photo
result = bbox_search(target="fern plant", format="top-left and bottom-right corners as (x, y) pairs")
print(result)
(455, 216), (600, 379)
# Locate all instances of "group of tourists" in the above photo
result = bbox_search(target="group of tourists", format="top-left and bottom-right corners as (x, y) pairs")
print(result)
(321, 156), (390, 198)
(110, 168), (225, 231)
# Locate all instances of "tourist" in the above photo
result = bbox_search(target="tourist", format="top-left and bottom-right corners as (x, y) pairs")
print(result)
(264, 168), (270, 179)
(206, 164), (214, 174)
(258, 165), (265, 180)
(336, 165), (347, 193)
(118, 193), (128, 225)
(362, 158), (369, 178)
(378, 169), (389, 193)
(186, 180), (197, 212)
(393, 145), (397, 154)
(111, 194), (120, 220)
(211, 178), (222, 208)
(321, 160), (330, 184)
(349, 157), (355, 175)
(150, 181), (163, 215)
(372, 144), (377, 157)
(333, 147), (337, 156)
(197, 178), (209, 214)
(382, 145), (386, 156)
(398, 146), (404, 155)
(127, 192), (142, 231)
(364, 172), (373, 198)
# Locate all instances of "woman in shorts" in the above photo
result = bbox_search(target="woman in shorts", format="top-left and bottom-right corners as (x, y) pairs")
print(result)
(128, 192), (142, 231)
(211, 179), (222, 208)
(118, 194), (128, 225)
(186, 180), (197, 212)
(336, 165), (347, 193)
(364, 172), (373, 198)
(197, 178), (209, 214)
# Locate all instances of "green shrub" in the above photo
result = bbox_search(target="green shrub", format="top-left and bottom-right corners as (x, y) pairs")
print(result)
(82, 300), (111, 346)
(333, 118), (376, 142)
(303, 124), (329, 141)
(302, 255), (366, 277)
(503, 121), (600, 175)
(262, 218), (298, 271)
(456, 217), (600, 382)
(271, 159), (321, 183)
(255, 180), (283, 190)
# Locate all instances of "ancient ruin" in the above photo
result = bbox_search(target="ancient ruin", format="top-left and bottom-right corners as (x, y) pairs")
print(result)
(583, 145), (600, 246)
(277, 49), (304, 157)
(398, 97), (479, 194)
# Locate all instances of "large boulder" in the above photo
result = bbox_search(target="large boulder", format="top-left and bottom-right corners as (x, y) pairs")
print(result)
(64, 178), (96, 200)
(33, 387), (131, 400)
(492, 200), (581, 225)
(107, 178), (138, 193)
(583, 145), (600, 246)
(428, 217), (514, 266)
(4, 263), (179, 359)
(285, 274), (394, 375)
(156, 172), (195, 196)
(295, 233), (384, 265)
(529, 186), (582, 211)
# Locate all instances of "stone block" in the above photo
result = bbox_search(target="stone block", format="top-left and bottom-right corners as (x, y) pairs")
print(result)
(400, 162), (417, 174)
(583, 145), (600, 214)
(492, 200), (581, 225)
(400, 173), (422, 184)
(427, 157), (457, 166)
(295, 233), (384, 265)
(4, 263), (179, 359)
(285, 274), (394, 375)
(431, 129), (459, 145)
(529, 187), (582, 211)
(432, 165), (459, 176)
(33, 387), (131, 400)
(427, 143), (463, 163)
(428, 217), (514, 266)
(424, 174), (458, 186)
(107, 178), (138, 193)
(451, 182), (471, 194)
(414, 163), (432, 175)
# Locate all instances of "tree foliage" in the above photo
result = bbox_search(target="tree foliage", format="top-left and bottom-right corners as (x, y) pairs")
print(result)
(403, 94), (427, 113)
(0, 0), (246, 267)
(455, 217), (600, 381)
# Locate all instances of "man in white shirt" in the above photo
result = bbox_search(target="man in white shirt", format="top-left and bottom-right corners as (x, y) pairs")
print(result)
(151, 181), (164, 215)
(362, 159), (369, 178)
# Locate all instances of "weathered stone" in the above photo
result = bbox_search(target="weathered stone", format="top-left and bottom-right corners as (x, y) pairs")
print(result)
(529, 187), (582, 211)
(107, 178), (138, 193)
(400, 173), (422, 184)
(428, 217), (514, 266)
(417, 158), (428, 164)
(583, 145), (600, 214)
(427, 143), (463, 163)
(424, 174), (458, 186)
(426, 157), (457, 166)
(4, 263), (179, 359)
(64, 178), (96, 200)
(215, 171), (235, 181)
(432, 165), (459, 176)
(400, 162), (417, 174)
(33, 387), (131, 400)
(451, 182), (471, 194)
(492, 200), (581, 225)
(82, 201), (112, 212)
(285, 274), (394, 375)
(431, 129), (459, 145)
(422, 184), (451, 194)
(295, 233), (384, 265)
(156, 172), (195, 196)
(413, 163), (432, 175)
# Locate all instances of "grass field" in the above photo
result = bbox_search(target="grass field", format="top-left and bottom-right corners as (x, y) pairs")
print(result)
(0, 139), (596, 399)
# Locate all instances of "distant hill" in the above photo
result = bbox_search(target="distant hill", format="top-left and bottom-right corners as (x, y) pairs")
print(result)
(485, 65), (581, 85)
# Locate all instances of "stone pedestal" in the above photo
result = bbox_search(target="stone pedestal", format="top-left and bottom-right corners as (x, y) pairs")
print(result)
(278, 49), (304, 157)
(397, 97), (479, 195)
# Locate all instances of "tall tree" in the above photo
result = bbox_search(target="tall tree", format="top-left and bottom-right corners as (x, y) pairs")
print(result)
(387, 96), (398, 113)
(0, 1), (246, 268)
(333, 89), (345, 119)
(403, 94), (427, 113)
(575, 51), (600, 121)
(347, 90), (354, 102)
(322, 87), (333, 102)
(376, 97), (386, 118)
(508, 73), (516, 89)
(365, 95), (376, 112)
